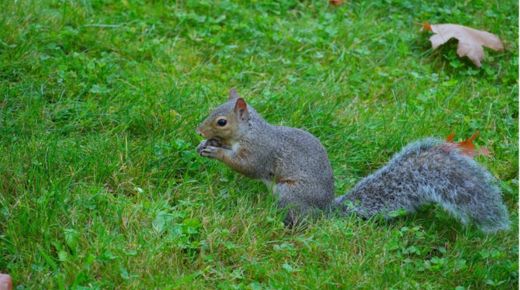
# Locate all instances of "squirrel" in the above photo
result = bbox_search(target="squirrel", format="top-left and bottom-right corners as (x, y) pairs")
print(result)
(195, 89), (510, 233)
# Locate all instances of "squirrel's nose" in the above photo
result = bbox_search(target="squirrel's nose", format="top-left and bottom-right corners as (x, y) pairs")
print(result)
(196, 128), (203, 136)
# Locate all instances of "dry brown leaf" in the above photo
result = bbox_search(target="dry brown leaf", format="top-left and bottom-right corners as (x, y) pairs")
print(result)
(445, 131), (491, 158)
(0, 274), (12, 290)
(424, 22), (504, 67)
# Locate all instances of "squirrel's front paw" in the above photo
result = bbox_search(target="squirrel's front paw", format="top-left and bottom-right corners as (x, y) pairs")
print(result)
(200, 146), (221, 159)
(196, 140), (208, 154)
(197, 139), (222, 154)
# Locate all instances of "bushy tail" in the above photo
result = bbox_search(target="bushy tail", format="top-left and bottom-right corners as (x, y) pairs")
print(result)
(335, 138), (510, 233)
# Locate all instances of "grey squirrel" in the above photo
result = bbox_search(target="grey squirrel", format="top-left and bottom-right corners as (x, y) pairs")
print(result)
(196, 89), (510, 233)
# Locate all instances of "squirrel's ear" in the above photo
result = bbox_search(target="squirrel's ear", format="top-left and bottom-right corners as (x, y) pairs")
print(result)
(229, 88), (239, 100)
(234, 98), (249, 121)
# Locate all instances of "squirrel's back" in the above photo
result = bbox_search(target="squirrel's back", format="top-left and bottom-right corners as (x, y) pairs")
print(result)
(336, 138), (510, 233)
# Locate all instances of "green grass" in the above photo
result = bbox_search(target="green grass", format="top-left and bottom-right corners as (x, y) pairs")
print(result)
(0, 0), (518, 288)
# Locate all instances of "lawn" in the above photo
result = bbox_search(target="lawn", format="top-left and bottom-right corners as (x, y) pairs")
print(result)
(0, 0), (518, 289)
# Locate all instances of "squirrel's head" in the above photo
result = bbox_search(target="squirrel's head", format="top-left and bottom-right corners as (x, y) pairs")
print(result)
(196, 88), (250, 144)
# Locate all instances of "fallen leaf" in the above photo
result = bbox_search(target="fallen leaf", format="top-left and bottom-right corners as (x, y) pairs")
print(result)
(446, 132), (456, 143)
(456, 131), (479, 156)
(424, 22), (504, 67)
(478, 147), (491, 157)
(445, 131), (491, 158)
(422, 22), (432, 31)
(0, 274), (12, 290)
(329, 0), (343, 6)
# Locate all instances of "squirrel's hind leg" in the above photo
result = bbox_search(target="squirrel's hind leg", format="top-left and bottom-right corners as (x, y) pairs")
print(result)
(275, 182), (326, 227)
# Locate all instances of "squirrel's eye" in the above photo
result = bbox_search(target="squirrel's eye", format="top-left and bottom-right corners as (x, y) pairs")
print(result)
(217, 119), (227, 127)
